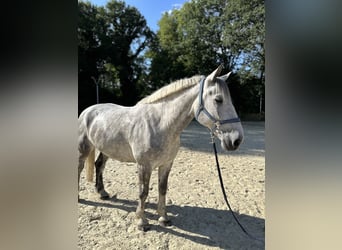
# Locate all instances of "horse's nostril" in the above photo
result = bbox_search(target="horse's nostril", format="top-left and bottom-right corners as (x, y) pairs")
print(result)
(233, 139), (241, 148)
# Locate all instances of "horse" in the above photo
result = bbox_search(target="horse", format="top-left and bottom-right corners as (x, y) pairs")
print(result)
(78, 65), (244, 231)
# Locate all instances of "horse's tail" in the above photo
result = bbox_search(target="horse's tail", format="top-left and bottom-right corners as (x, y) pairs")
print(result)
(85, 149), (95, 182)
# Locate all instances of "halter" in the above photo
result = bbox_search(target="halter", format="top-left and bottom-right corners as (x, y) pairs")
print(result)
(195, 76), (241, 132)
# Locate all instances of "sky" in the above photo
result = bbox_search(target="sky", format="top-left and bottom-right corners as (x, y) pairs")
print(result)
(87, 0), (189, 32)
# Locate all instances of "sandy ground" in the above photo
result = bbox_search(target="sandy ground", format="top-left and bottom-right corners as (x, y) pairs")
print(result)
(78, 121), (265, 249)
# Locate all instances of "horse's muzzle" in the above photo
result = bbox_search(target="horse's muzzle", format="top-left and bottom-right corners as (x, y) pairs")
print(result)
(219, 131), (243, 151)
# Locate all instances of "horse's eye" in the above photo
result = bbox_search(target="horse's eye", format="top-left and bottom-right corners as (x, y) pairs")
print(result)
(215, 96), (223, 103)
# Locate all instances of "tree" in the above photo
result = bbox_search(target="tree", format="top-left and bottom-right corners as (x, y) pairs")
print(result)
(78, 0), (265, 117)
(148, 0), (243, 78)
(145, 11), (188, 90)
(223, 0), (265, 73)
(78, 0), (154, 112)
(147, 0), (265, 116)
(223, 0), (265, 116)
(176, 0), (236, 73)
(103, 0), (154, 105)
(78, 2), (105, 112)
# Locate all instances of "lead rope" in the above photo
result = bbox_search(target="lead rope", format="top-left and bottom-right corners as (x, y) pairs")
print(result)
(210, 132), (264, 243)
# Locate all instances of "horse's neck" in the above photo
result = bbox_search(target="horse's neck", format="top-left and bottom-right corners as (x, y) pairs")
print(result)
(161, 84), (199, 134)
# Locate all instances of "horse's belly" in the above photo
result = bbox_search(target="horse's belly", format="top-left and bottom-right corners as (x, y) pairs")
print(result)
(98, 142), (136, 163)
(132, 137), (180, 168)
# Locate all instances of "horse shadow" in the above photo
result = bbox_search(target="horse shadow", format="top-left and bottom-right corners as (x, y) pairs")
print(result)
(79, 197), (265, 249)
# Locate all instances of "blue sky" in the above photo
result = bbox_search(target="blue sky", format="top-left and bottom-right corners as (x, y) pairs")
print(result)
(87, 0), (189, 32)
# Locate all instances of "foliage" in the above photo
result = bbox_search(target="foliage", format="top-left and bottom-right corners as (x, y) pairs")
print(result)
(78, 0), (154, 112)
(147, 0), (265, 115)
(78, 0), (265, 118)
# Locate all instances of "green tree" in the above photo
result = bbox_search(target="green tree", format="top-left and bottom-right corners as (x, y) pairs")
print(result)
(224, 0), (265, 75)
(78, 2), (104, 112)
(78, 0), (154, 112)
(148, 0), (265, 116)
(176, 0), (236, 73)
(103, 0), (154, 105)
(223, 0), (265, 116)
(146, 11), (187, 90)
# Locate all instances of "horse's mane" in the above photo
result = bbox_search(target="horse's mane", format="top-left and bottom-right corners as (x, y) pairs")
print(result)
(138, 75), (202, 104)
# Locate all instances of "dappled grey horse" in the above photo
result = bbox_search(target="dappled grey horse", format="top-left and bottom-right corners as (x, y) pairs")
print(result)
(78, 65), (244, 231)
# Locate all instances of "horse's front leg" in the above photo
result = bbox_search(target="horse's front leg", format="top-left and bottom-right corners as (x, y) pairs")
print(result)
(157, 162), (173, 227)
(136, 164), (152, 231)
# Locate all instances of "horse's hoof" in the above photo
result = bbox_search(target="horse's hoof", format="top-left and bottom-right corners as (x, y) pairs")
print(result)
(158, 217), (172, 227)
(137, 224), (150, 232)
(100, 194), (110, 200)
(99, 190), (110, 200)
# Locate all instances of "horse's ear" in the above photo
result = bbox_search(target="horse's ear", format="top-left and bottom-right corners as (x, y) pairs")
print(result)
(207, 64), (224, 82)
(218, 72), (232, 82)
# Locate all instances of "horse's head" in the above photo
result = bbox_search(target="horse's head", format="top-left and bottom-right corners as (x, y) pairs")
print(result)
(194, 65), (244, 151)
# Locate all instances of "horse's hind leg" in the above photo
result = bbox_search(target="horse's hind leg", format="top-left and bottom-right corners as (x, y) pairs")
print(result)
(136, 164), (152, 231)
(78, 157), (85, 195)
(78, 144), (92, 200)
(95, 152), (110, 199)
(157, 162), (173, 227)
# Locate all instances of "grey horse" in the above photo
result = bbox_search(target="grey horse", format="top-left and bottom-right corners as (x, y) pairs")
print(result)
(78, 65), (244, 231)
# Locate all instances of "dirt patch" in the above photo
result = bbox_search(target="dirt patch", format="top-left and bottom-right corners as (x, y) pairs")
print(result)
(78, 121), (265, 249)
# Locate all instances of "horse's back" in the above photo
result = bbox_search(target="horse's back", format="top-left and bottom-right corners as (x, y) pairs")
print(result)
(79, 103), (128, 126)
